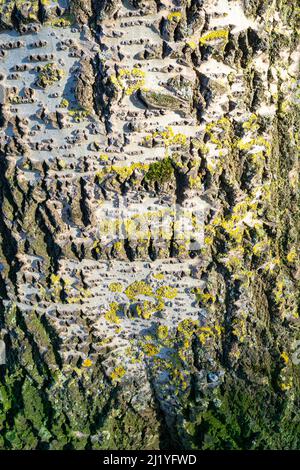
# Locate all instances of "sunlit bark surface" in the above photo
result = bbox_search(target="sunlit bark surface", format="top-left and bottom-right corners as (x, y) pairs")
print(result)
(0, 0), (299, 450)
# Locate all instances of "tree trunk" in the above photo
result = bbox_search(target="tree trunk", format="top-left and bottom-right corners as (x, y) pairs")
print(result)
(0, 0), (299, 450)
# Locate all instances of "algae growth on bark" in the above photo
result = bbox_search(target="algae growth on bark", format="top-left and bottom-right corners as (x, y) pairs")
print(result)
(0, 0), (299, 450)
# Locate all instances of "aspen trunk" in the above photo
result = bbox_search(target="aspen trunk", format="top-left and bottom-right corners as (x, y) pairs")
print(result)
(0, 0), (299, 450)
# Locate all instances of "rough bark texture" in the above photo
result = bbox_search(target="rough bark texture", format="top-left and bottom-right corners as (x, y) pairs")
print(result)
(0, 0), (299, 450)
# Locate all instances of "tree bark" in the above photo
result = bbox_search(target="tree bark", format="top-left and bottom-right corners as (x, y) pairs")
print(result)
(0, 0), (299, 450)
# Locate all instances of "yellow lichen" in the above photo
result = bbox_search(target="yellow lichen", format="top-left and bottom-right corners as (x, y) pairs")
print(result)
(167, 11), (182, 22)
(153, 273), (165, 280)
(136, 301), (157, 320)
(142, 343), (159, 357)
(287, 248), (297, 263)
(144, 127), (188, 151)
(82, 358), (92, 368)
(280, 352), (289, 364)
(157, 325), (169, 340)
(104, 302), (121, 324)
(186, 39), (197, 50)
(110, 365), (126, 383)
(109, 282), (123, 293)
(110, 68), (146, 96)
(199, 30), (229, 45)
(125, 281), (154, 300)
(50, 274), (60, 284)
(156, 285), (178, 299)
